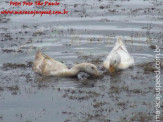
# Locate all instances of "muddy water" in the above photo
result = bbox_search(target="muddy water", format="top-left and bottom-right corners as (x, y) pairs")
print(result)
(0, 0), (163, 122)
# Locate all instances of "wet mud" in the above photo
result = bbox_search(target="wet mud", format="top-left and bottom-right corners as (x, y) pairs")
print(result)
(0, 0), (163, 122)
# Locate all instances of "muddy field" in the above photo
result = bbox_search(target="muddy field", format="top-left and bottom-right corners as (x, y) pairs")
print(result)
(0, 0), (163, 122)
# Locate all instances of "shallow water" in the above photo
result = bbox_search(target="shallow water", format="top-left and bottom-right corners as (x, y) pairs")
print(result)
(0, 0), (163, 122)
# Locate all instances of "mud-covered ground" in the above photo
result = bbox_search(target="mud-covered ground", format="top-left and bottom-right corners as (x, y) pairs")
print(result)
(0, 0), (163, 122)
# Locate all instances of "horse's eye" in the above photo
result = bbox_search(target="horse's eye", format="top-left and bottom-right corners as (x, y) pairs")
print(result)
(115, 60), (116, 63)
(91, 67), (94, 69)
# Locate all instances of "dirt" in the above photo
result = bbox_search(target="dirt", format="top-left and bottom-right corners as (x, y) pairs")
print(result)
(1, 62), (33, 71)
